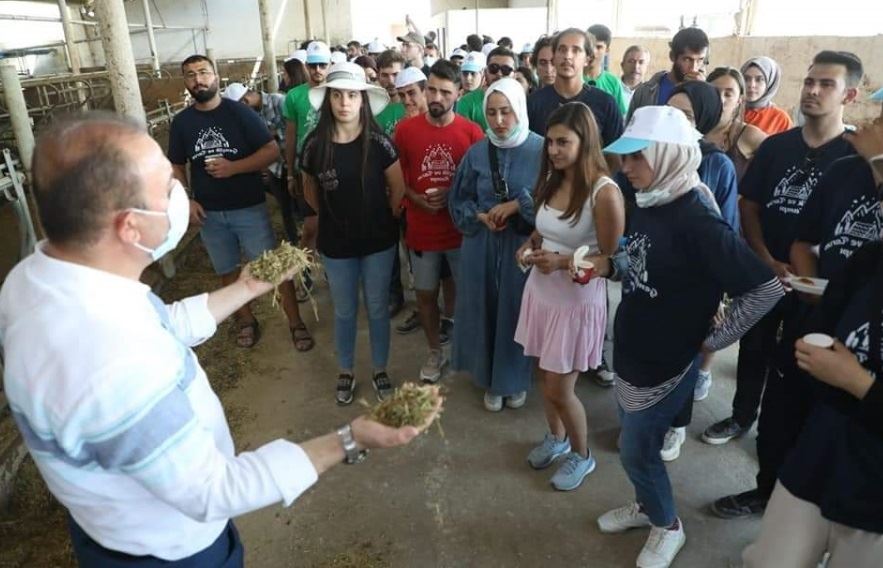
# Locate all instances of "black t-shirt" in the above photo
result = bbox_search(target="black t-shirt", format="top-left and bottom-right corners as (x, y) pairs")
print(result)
(796, 155), (883, 279)
(300, 130), (399, 258)
(168, 98), (274, 211)
(526, 84), (624, 147)
(614, 191), (773, 387)
(780, 241), (883, 533)
(739, 127), (854, 263)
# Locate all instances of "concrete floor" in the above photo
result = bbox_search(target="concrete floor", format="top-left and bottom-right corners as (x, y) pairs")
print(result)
(222, 274), (764, 568)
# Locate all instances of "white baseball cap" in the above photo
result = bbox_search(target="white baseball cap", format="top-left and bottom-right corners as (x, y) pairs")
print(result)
(285, 49), (307, 63)
(330, 51), (347, 64)
(395, 67), (427, 89)
(604, 106), (703, 154)
(871, 87), (883, 102)
(366, 39), (386, 54)
(222, 82), (248, 101)
(461, 51), (486, 73)
(306, 41), (332, 65)
(481, 43), (496, 56)
(450, 48), (467, 60)
(520, 42), (534, 55)
(308, 62), (390, 115)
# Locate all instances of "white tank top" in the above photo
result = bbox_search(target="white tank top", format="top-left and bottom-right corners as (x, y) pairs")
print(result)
(536, 176), (616, 256)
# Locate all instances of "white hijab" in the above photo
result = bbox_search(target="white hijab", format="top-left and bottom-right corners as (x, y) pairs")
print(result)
(483, 77), (530, 149)
(636, 140), (720, 214)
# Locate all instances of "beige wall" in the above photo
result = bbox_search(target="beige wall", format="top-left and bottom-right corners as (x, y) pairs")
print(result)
(609, 34), (883, 124)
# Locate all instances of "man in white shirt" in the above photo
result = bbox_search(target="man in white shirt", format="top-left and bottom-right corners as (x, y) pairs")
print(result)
(0, 114), (439, 567)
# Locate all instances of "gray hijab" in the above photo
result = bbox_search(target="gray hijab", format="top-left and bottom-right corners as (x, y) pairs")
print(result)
(740, 56), (782, 109)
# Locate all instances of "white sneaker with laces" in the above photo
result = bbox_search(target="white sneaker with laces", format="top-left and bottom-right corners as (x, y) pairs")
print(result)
(597, 502), (652, 534)
(420, 348), (447, 383)
(505, 391), (527, 409)
(483, 392), (503, 412)
(637, 522), (686, 568)
(660, 427), (686, 462)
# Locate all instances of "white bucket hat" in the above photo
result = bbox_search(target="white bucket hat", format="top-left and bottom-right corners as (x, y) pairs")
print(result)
(604, 106), (703, 154)
(222, 82), (248, 101)
(308, 62), (390, 115)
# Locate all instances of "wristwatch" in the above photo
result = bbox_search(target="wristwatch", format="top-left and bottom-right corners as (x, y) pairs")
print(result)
(336, 423), (367, 464)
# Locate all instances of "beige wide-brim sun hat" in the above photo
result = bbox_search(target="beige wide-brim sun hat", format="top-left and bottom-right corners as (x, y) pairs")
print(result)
(308, 62), (390, 116)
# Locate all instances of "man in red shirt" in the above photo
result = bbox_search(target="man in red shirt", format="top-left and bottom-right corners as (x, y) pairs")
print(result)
(395, 59), (484, 383)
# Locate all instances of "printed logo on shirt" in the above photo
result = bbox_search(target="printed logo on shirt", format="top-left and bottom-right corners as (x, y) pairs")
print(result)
(305, 108), (320, 137)
(193, 127), (239, 160)
(623, 233), (658, 298)
(317, 169), (339, 192)
(767, 164), (821, 216)
(823, 196), (883, 260)
(418, 144), (457, 186)
(844, 321), (880, 378)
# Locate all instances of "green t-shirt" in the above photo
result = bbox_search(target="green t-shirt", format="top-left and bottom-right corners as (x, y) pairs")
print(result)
(282, 83), (320, 155)
(376, 102), (406, 137)
(585, 70), (628, 116)
(456, 88), (488, 132)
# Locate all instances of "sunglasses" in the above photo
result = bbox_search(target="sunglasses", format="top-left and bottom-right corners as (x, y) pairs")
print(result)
(487, 63), (514, 76)
(307, 63), (329, 70)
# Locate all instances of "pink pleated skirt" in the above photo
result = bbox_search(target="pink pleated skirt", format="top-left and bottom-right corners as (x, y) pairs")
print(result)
(514, 268), (607, 374)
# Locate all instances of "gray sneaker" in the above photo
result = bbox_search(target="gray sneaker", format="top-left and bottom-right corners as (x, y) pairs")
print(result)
(550, 452), (597, 491)
(371, 371), (394, 401)
(439, 317), (454, 346)
(335, 373), (355, 405)
(694, 370), (712, 401)
(702, 417), (748, 445)
(420, 349), (447, 384)
(527, 433), (571, 469)
(395, 310), (421, 335)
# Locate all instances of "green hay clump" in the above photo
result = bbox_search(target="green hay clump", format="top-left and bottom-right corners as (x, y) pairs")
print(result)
(369, 382), (442, 428)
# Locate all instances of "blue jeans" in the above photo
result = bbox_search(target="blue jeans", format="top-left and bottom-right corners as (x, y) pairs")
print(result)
(322, 246), (396, 370)
(199, 202), (277, 275)
(618, 355), (701, 527)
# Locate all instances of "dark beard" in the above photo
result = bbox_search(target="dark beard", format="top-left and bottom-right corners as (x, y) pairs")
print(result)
(428, 103), (448, 119)
(189, 85), (218, 103)
(671, 66), (686, 83)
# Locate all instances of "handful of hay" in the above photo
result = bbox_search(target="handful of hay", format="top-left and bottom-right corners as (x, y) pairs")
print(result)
(246, 241), (318, 318)
(369, 383), (443, 429)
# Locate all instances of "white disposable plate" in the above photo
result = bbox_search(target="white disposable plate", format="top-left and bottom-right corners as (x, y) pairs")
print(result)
(787, 275), (828, 296)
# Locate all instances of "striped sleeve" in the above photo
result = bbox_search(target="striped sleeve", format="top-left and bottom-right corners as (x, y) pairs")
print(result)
(704, 278), (784, 352)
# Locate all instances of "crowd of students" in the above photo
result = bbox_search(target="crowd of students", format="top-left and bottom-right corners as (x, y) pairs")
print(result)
(170, 22), (883, 568)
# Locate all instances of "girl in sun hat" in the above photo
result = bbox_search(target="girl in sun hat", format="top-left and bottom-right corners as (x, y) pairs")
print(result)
(448, 77), (544, 414)
(512, 102), (625, 492)
(300, 62), (407, 406)
(586, 105), (784, 568)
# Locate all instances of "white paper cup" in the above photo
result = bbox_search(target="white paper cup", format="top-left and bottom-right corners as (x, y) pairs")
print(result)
(519, 248), (533, 273)
(205, 154), (221, 163)
(803, 333), (834, 349)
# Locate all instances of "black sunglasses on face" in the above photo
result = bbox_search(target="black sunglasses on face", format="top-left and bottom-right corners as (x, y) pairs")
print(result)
(487, 63), (514, 76)
(308, 63), (328, 70)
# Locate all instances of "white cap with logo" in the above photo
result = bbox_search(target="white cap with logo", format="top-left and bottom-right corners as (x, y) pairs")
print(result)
(306, 41), (332, 64)
(461, 51), (487, 73)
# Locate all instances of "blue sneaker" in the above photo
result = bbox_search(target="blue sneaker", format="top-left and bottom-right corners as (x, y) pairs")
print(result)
(527, 433), (571, 469)
(694, 370), (712, 401)
(550, 452), (596, 491)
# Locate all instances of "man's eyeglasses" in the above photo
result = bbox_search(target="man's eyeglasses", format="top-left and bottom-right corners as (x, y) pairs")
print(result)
(184, 70), (214, 81)
(487, 63), (514, 76)
(307, 63), (329, 70)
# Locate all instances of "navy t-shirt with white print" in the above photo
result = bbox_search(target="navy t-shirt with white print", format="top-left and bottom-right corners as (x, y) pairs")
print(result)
(739, 127), (854, 263)
(780, 241), (883, 534)
(168, 98), (274, 211)
(614, 190), (774, 388)
(796, 155), (883, 279)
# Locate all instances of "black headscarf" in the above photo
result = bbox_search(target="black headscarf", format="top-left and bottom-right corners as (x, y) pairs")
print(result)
(668, 80), (723, 155)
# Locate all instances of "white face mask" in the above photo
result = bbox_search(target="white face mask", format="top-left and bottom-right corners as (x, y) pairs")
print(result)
(424, 55), (437, 67)
(635, 188), (673, 208)
(128, 180), (190, 261)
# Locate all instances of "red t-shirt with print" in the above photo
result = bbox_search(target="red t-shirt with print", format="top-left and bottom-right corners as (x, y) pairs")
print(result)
(394, 113), (484, 251)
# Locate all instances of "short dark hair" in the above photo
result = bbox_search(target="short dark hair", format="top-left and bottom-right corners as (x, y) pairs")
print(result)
(531, 36), (553, 67)
(487, 47), (516, 64)
(812, 50), (864, 87)
(482, 35), (495, 45)
(354, 55), (378, 72)
(669, 27), (709, 58)
(347, 40), (361, 48)
(32, 113), (146, 246)
(497, 36), (514, 49)
(552, 28), (596, 61)
(181, 54), (214, 72)
(376, 49), (405, 70)
(516, 65), (538, 93)
(466, 34), (483, 52)
(587, 24), (611, 46)
(429, 59), (461, 87)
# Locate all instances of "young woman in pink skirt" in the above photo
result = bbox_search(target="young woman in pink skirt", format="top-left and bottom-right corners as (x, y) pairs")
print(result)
(514, 102), (625, 491)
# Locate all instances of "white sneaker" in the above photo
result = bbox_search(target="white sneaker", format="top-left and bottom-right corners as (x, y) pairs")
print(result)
(693, 370), (712, 401)
(594, 368), (617, 387)
(505, 391), (527, 409)
(597, 502), (652, 534)
(483, 392), (503, 412)
(660, 427), (686, 462)
(637, 522), (686, 568)
(420, 349), (447, 384)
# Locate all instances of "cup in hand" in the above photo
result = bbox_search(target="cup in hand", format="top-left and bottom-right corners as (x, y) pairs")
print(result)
(572, 245), (595, 285)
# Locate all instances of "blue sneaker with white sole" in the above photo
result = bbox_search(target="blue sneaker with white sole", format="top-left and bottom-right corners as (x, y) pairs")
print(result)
(527, 433), (571, 469)
(550, 452), (596, 491)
